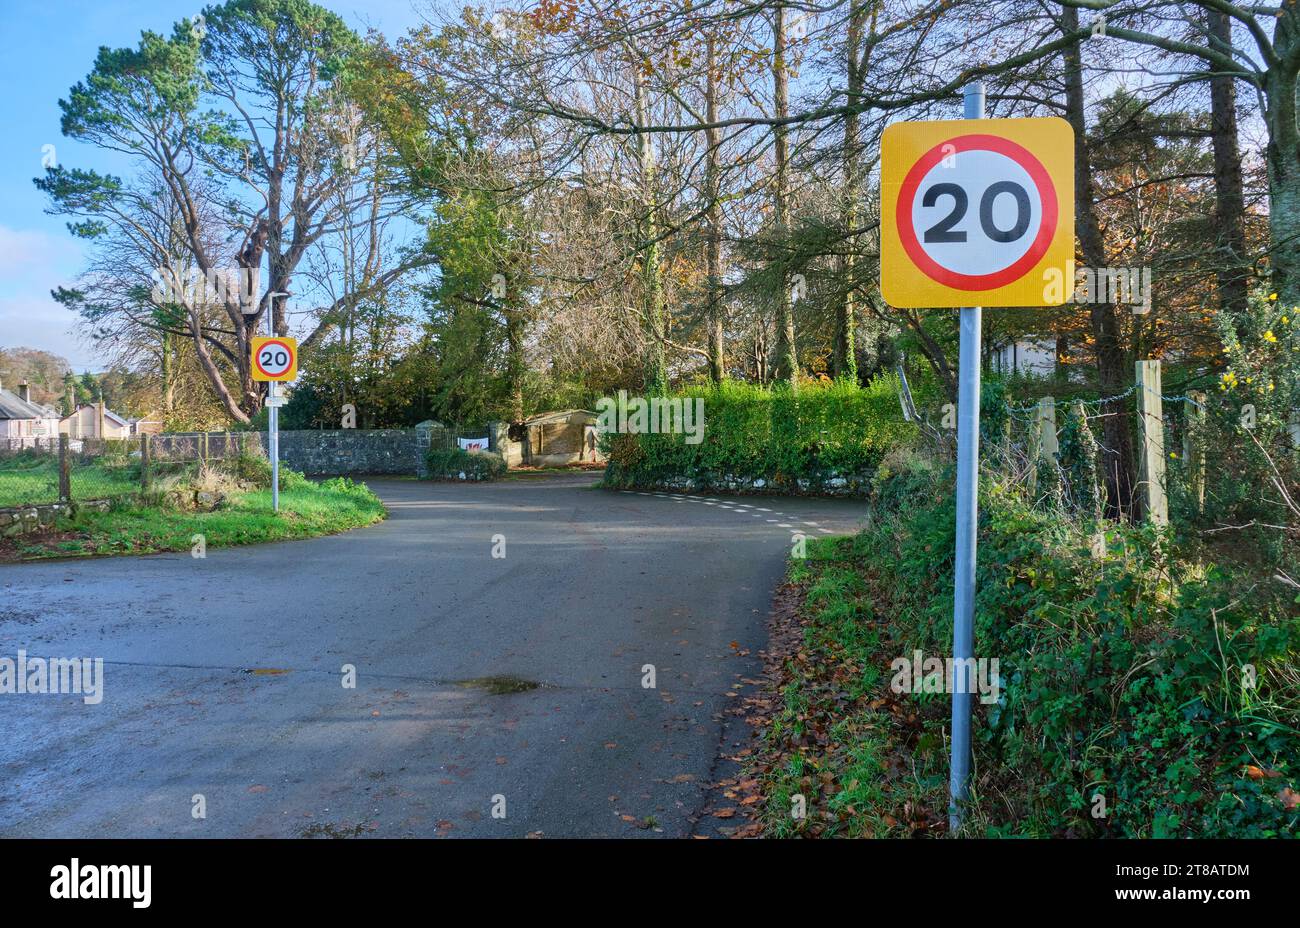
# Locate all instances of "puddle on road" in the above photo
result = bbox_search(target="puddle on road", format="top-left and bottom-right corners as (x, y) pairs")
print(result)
(454, 675), (543, 695)
(300, 821), (369, 839)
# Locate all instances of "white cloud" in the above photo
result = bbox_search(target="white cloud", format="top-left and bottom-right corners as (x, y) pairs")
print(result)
(0, 225), (96, 369)
(0, 225), (82, 276)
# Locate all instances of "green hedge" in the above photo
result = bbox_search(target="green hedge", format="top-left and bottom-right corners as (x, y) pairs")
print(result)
(424, 447), (507, 481)
(601, 376), (923, 494)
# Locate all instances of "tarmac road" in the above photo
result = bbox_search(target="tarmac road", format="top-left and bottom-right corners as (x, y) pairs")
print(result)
(0, 474), (867, 837)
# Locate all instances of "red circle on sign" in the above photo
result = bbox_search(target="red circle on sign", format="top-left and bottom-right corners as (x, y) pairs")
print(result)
(896, 134), (1058, 291)
(255, 339), (294, 379)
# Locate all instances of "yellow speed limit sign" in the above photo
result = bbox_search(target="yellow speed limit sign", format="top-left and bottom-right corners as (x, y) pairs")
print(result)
(880, 117), (1074, 308)
(251, 336), (298, 382)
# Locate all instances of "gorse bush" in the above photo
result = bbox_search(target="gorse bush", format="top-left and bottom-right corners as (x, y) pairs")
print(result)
(1163, 291), (1300, 571)
(602, 376), (924, 493)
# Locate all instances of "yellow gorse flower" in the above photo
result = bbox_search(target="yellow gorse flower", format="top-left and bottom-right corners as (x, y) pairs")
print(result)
(1264, 330), (1278, 343)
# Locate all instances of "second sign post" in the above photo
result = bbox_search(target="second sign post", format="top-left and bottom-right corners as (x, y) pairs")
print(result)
(251, 334), (298, 513)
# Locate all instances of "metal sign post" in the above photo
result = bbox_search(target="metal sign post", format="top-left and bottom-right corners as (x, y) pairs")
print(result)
(948, 83), (984, 831)
(251, 294), (296, 514)
(267, 308), (279, 513)
(879, 85), (1073, 833)
(268, 405), (279, 510)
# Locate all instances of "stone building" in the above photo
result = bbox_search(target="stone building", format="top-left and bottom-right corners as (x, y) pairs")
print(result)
(515, 410), (603, 467)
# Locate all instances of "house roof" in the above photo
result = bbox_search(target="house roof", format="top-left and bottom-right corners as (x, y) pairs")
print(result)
(62, 404), (130, 427)
(523, 409), (597, 426)
(0, 386), (56, 421)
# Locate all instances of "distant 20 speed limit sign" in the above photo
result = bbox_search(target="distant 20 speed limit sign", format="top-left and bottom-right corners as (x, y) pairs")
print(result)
(881, 118), (1074, 308)
(251, 336), (298, 382)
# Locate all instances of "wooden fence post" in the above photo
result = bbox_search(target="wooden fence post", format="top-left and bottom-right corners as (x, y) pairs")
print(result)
(1136, 360), (1168, 526)
(140, 433), (151, 493)
(1037, 396), (1059, 457)
(1027, 405), (1041, 494)
(58, 433), (71, 502)
(1024, 396), (1056, 494)
(1184, 392), (1206, 514)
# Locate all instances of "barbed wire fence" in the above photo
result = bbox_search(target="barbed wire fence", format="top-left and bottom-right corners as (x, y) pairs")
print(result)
(992, 370), (1299, 528)
(897, 357), (1299, 531)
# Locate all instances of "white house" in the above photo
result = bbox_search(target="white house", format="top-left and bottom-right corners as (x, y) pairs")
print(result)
(990, 337), (1057, 378)
(0, 380), (62, 443)
(60, 403), (131, 440)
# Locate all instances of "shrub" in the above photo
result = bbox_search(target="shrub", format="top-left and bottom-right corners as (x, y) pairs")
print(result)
(851, 455), (1300, 837)
(218, 453), (306, 491)
(1167, 290), (1300, 573)
(424, 447), (507, 481)
(602, 375), (926, 493)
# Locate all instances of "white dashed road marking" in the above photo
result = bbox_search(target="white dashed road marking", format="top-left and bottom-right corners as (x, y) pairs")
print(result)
(625, 488), (850, 541)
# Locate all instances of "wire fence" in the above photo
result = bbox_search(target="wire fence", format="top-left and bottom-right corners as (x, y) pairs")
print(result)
(0, 432), (262, 509)
(896, 355), (1299, 531)
(986, 378), (1300, 528)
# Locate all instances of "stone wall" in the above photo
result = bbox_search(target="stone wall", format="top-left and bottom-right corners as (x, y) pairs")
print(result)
(0, 499), (111, 538)
(273, 429), (419, 476)
(151, 425), (468, 477)
(608, 471), (871, 499)
(145, 423), (516, 478)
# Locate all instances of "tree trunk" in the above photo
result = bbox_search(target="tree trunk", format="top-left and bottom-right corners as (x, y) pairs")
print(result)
(635, 71), (667, 393)
(506, 309), (525, 422)
(1063, 6), (1136, 520)
(1207, 9), (1249, 320)
(1265, 59), (1300, 304)
(835, 6), (865, 381)
(161, 329), (175, 416)
(771, 5), (798, 384)
(705, 35), (726, 383)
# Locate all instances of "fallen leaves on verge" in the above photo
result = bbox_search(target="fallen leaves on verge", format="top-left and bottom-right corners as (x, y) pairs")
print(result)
(709, 578), (946, 839)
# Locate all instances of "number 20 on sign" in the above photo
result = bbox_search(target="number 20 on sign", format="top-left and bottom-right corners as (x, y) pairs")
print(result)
(881, 118), (1074, 308)
(251, 336), (298, 382)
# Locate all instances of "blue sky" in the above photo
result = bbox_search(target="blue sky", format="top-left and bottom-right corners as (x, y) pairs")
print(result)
(0, 0), (433, 371)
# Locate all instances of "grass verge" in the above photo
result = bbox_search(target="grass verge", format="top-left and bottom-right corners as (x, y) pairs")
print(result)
(1, 477), (386, 560)
(747, 535), (949, 837)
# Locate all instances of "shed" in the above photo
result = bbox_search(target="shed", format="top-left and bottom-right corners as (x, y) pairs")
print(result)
(519, 409), (603, 467)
